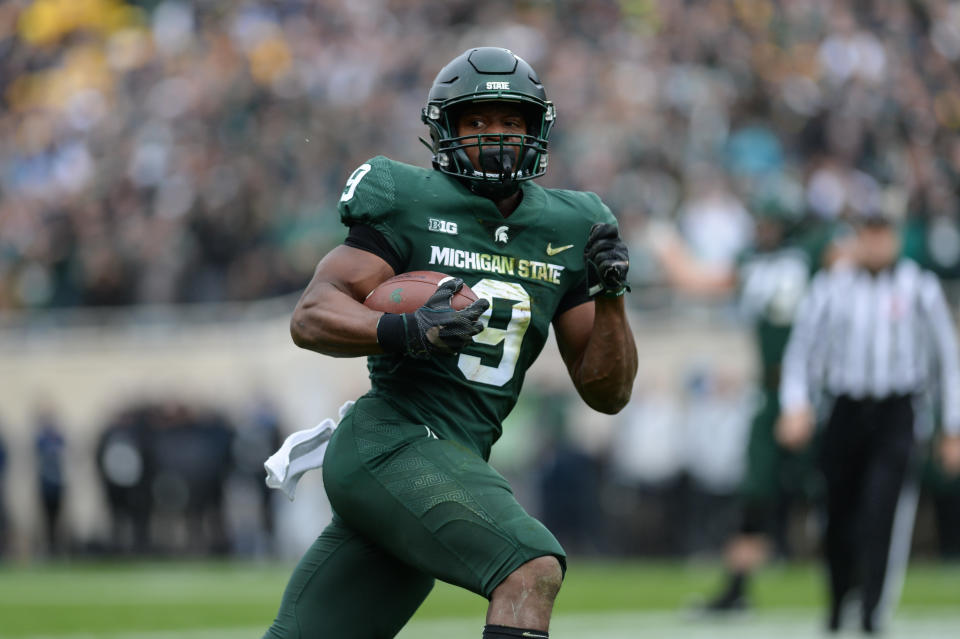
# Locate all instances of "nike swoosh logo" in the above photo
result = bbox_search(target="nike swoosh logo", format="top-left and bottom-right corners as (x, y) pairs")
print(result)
(521, 633), (549, 638)
(546, 243), (574, 256)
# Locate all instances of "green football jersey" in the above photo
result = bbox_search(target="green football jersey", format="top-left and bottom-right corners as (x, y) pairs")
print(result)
(338, 156), (616, 459)
(737, 225), (834, 388)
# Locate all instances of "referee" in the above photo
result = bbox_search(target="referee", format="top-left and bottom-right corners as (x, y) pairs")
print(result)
(777, 210), (960, 634)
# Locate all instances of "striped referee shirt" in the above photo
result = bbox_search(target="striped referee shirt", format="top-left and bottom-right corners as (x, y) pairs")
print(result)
(780, 258), (960, 435)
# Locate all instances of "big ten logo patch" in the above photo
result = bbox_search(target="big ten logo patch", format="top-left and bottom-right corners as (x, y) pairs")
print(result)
(428, 218), (458, 235)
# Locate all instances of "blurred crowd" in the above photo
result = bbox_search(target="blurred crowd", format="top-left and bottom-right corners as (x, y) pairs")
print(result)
(0, 395), (283, 558)
(95, 396), (284, 556)
(3, 0), (960, 311)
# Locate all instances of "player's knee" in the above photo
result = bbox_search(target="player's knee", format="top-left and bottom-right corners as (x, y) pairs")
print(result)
(496, 556), (563, 603)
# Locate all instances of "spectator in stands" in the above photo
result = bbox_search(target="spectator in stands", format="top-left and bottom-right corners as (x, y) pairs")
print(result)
(3, 1), (960, 311)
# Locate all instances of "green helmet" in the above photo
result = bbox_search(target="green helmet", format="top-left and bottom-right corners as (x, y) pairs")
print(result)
(751, 173), (804, 224)
(421, 47), (556, 199)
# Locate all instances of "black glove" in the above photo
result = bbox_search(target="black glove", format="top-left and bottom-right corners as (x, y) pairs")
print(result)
(377, 278), (490, 359)
(584, 222), (630, 297)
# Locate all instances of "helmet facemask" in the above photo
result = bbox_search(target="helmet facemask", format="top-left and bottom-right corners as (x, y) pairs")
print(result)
(423, 100), (554, 199)
(420, 48), (556, 200)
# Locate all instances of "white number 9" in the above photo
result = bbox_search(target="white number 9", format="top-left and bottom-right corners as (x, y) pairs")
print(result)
(340, 163), (371, 202)
(458, 279), (531, 387)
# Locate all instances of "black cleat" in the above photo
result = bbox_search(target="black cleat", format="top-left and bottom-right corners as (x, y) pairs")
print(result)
(828, 607), (841, 632)
(690, 590), (750, 617)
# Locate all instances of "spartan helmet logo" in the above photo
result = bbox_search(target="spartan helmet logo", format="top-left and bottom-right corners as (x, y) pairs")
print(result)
(494, 225), (509, 244)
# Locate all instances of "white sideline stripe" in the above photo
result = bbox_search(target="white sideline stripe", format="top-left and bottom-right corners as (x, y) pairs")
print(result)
(17, 611), (960, 639)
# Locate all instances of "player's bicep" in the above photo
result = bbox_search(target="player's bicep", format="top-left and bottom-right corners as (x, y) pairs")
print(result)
(304, 245), (396, 304)
(290, 245), (396, 356)
(553, 300), (595, 378)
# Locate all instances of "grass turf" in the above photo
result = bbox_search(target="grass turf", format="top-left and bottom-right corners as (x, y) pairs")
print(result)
(0, 559), (956, 636)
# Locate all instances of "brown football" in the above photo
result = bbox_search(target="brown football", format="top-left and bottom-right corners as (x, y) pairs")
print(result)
(363, 271), (479, 313)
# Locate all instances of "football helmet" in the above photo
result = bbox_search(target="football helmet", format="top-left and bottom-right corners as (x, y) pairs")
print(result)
(421, 47), (556, 199)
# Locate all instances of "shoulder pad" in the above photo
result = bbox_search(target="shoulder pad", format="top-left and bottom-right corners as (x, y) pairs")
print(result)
(543, 188), (618, 226)
(338, 156), (397, 225)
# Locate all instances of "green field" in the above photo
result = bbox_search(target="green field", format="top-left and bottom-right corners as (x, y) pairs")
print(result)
(0, 559), (957, 638)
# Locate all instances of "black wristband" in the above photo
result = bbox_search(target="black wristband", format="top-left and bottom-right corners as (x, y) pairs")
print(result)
(483, 626), (548, 639)
(376, 313), (407, 354)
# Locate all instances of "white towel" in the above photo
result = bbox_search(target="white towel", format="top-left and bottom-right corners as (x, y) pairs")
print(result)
(264, 400), (354, 500)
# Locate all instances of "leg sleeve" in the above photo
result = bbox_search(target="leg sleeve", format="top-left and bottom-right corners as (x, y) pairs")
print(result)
(739, 392), (781, 536)
(263, 515), (434, 639)
(739, 392), (780, 504)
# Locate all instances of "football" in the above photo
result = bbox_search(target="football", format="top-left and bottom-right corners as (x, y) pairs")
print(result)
(363, 271), (479, 314)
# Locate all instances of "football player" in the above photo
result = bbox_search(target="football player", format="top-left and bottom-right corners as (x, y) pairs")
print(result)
(263, 47), (637, 639)
(649, 192), (839, 613)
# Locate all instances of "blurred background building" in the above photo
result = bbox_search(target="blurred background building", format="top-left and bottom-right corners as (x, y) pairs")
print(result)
(1, 0), (959, 562)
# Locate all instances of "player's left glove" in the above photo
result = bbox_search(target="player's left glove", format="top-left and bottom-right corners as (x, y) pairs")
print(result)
(584, 222), (630, 297)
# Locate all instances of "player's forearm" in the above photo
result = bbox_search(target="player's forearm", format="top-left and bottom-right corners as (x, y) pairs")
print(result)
(572, 296), (637, 414)
(652, 232), (735, 297)
(290, 282), (385, 357)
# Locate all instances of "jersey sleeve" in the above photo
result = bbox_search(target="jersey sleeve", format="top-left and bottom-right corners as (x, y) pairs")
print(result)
(337, 156), (410, 265)
(554, 192), (620, 318)
(588, 192), (618, 228)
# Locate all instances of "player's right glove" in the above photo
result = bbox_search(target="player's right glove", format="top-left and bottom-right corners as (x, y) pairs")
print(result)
(377, 278), (490, 359)
(584, 222), (631, 297)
